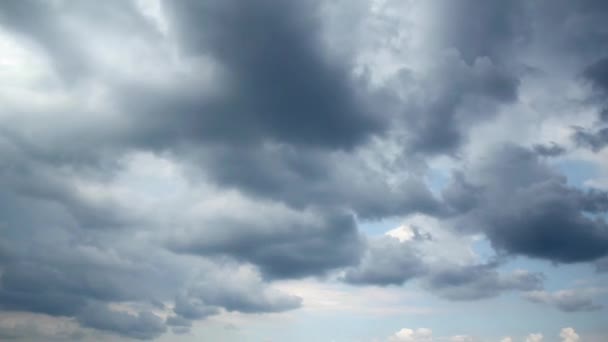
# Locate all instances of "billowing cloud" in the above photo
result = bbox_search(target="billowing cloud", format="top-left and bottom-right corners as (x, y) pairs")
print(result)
(442, 144), (608, 263)
(525, 333), (544, 342)
(342, 235), (427, 286)
(0, 0), (608, 340)
(388, 328), (433, 342)
(560, 327), (580, 342)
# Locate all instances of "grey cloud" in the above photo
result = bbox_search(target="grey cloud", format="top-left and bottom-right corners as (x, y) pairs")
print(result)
(583, 57), (608, 93)
(165, 315), (192, 328)
(76, 303), (166, 340)
(154, 0), (382, 150)
(1, 0), (608, 339)
(168, 209), (363, 279)
(0, 318), (85, 341)
(398, 0), (524, 156)
(425, 263), (543, 301)
(190, 144), (442, 220)
(573, 56), (608, 152)
(596, 256), (608, 273)
(404, 55), (520, 155)
(523, 290), (603, 312)
(0, 0), (90, 80)
(187, 283), (301, 315)
(171, 327), (191, 335)
(573, 127), (608, 152)
(533, 143), (567, 157)
(173, 268), (302, 317)
(0, 0), (156, 82)
(443, 144), (608, 263)
(0, 151), (300, 339)
(172, 295), (219, 321)
(342, 236), (427, 286)
(433, 0), (526, 64)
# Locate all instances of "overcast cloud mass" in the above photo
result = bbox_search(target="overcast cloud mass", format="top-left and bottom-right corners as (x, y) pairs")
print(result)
(0, 0), (607, 341)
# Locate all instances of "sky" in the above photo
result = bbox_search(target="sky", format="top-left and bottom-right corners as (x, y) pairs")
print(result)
(0, 0), (607, 341)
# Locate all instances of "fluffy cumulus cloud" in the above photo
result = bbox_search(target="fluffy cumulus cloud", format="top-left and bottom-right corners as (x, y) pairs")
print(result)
(1, 0), (608, 340)
(388, 328), (433, 342)
(560, 327), (580, 342)
(525, 333), (544, 342)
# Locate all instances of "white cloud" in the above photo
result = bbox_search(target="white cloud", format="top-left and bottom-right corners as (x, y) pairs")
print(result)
(560, 328), (580, 342)
(450, 335), (474, 342)
(388, 328), (433, 342)
(500, 337), (513, 342)
(385, 224), (416, 242)
(525, 333), (543, 342)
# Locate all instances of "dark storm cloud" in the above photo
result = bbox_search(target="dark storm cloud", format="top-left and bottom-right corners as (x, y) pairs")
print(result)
(424, 263), (543, 301)
(342, 236), (427, 286)
(583, 57), (608, 93)
(573, 56), (608, 151)
(2, 0), (608, 339)
(398, 0), (523, 155)
(523, 290), (603, 313)
(150, 0), (382, 150)
(434, 0), (526, 64)
(403, 55), (520, 155)
(190, 145), (442, 219)
(443, 144), (608, 263)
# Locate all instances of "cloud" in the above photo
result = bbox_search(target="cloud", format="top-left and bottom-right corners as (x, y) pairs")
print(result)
(388, 328), (433, 342)
(401, 54), (520, 155)
(0, 0), (608, 340)
(596, 256), (608, 273)
(0, 313), (84, 341)
(144, 0), (383, 150)
(573, 57), (608, 152)
(525, 333), (544, 342)
(574, 127), (608, 152)
(76, 303), (166, 340)
(560, 327), (580, 342)
(167, 206), (364, 279)
(177, 265), (302, 314)
(442, 144), (608, 263)
(523, 290), (603, 312)
(533, 143), (567, 157)
(424, 263), (543, 301)
(583, 57), (608, 95)
(342, 235), (427, 286)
